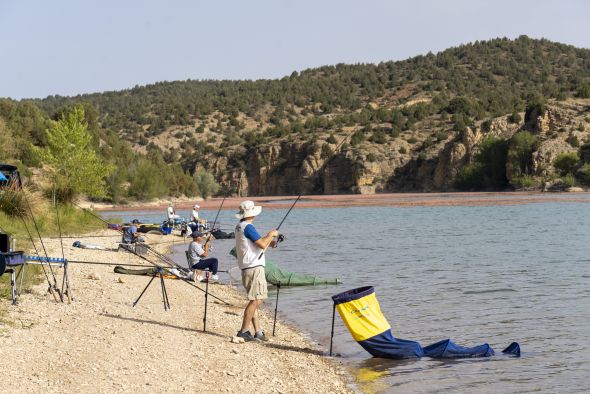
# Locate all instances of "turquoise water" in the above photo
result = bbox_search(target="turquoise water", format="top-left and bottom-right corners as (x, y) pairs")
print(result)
(105, 196), (590, 393)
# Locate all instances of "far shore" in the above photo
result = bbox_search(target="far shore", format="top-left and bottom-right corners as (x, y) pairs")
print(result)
(88, 191), (590, 212)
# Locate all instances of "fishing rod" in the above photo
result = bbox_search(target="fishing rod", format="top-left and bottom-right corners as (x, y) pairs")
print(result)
(208, 197), (225, 232)
(20, 189), (63, 302)
(72, 202), (182, 270)
(54, 200), (72, 303)
(257, 194), (301, 259)
(49, 235), (121, 239)
(18, 214), (59, 302)
(66, 258), (230, 272)
(75, 203), (231, 305)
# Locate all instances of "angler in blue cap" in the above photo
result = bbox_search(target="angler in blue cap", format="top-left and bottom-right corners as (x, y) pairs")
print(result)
(188, 230), (219, 282)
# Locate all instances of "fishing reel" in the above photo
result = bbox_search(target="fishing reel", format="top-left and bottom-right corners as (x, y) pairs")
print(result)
(273, 233), (285, 247)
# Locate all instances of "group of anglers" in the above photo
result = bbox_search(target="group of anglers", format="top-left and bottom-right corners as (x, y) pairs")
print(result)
(123, 199), (278, 342)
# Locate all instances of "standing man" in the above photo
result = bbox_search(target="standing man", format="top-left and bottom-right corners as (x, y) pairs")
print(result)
(234, 200), (278, 342)
(190, 204), (200, 222)
(167, 202), (181, 222)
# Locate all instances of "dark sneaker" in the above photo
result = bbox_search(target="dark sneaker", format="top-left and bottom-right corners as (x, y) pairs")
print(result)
(237, 330), (255, 342)
(254, 331), (269, 342)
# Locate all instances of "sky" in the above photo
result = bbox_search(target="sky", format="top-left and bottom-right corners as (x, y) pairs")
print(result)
(1, 0), (589, 99)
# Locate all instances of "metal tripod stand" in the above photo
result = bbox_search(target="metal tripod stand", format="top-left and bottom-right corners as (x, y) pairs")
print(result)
(132, 267), (171, 310)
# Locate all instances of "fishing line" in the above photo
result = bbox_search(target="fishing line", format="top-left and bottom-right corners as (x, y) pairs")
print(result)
(257, 194), (301, 259)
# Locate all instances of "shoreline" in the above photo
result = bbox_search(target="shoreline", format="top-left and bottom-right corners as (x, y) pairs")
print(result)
(0, 231), (353, 393)
(88, 191), (590, 212)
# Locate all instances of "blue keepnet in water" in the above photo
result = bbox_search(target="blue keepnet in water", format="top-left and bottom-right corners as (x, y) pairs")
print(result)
(333, 286), (521, 359)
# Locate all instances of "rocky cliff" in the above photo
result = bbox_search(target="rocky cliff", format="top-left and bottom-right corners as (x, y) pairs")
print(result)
(192, 99), (589, 195)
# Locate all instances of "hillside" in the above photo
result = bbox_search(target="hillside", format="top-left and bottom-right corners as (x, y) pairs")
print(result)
(3, 36), (590, 199)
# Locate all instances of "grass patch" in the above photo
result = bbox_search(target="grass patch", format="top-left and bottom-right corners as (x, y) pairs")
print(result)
(0, 198), (104, 312)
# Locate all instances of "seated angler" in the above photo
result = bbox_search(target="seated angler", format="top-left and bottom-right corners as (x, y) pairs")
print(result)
(188, 230), (219, 282)
(122, 219), (144, 244)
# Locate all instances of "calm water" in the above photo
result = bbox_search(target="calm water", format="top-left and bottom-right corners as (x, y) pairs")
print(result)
(105, 195), (590, 393)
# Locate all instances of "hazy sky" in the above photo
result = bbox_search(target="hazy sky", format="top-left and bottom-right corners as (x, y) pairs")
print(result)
(1, 0), (589, 99)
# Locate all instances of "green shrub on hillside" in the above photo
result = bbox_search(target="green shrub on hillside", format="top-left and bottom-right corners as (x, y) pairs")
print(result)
(512, 174), (539, 189)
(553, 152), (579, 176)
(507, 131), (539, 177)
(350, 131), (364, 146)
(508, 112), (521, 124)
(577, 163), (590, 185)
(371, 129), (387, 144)
(456, 136), (509, 190)
(566, 133), (580, 148)
(194, 168), (220, 199)
(563, 173), (577, 188)
(577, 83), (590, 99)
(456, 163), (485, 189)
(524, 95), (546, 123)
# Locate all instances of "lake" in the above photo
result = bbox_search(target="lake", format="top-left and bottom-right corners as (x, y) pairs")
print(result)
(104, 194), (590, 393)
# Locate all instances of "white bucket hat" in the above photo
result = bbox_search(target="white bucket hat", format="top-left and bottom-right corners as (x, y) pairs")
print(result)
(193, 204), (200, 209)
(235, 200), (262, 219)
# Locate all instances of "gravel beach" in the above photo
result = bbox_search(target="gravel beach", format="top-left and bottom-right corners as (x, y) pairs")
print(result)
(0, 231), (352, 393)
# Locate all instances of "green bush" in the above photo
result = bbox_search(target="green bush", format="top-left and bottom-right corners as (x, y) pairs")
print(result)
(577, 83), (590, 99)
(566, 133), (580, 148)
(326, 133), (337, 144)
(577, 163), (590, 185)
(456, 163), (484, 189)
(350, 131), (364, 146)
(509, 112), (521, 124)
(407, 136), (418, 144)
(563, 173), (576, 188)
(524, 94), (545, 123)
(507, 131), (539, 176)
(512, 174), (539, 189)
(553, 152), (579, 176)
(435, 131), (449, 141)
(194, 168), (220, 199)
(398, 146), (407, 154)
(366, 153), (377, 162)
(371, 129), (387, 144)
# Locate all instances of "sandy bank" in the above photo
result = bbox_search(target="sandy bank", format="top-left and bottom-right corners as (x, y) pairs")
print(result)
(0, 231), (352, 393)
(90, 191), (590, 213)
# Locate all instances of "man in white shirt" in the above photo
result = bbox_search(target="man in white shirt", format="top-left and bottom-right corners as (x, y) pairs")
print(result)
(190, 204), (200, 222)
(234, 200), (278, 342)
(167, 202), (180, 222)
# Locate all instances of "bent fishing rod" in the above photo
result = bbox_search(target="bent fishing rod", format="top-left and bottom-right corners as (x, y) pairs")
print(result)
(257, 194), (301, 259)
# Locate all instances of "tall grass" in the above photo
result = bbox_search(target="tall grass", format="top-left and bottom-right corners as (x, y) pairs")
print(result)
(1, 189), (105, 306)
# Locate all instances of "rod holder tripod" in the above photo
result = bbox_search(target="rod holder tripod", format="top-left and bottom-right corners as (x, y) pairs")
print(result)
(132, 267), (171, 311)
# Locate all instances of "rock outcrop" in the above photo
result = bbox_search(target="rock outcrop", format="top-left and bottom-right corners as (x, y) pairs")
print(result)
(193, 100), (589, 195)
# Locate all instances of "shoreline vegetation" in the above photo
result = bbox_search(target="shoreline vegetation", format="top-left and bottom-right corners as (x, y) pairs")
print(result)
(0, 231), (352, 393)
(86, 191), (590, 213)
